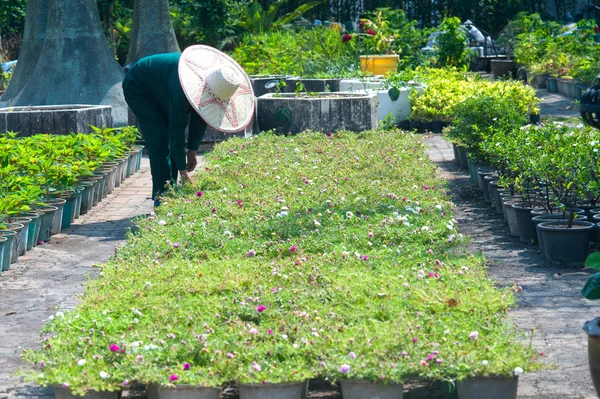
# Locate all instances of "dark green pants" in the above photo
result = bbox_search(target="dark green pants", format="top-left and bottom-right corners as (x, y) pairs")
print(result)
(123, 78), (179, 199)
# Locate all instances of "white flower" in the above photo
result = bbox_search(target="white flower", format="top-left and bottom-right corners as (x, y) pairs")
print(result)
(158, 220), (167, 226)
(99, 371), (109, 379)
(48, 315), (54, 321)
(133, 309), (143, 316)
(77, 359), (86, 366)
(313, 220), (321, 227)
(417, 270), (425, 279)
(482, 360), (489, 366)
(281, 334), (288, 340)
(55, 311), (65, 319)
(145, 282), (151, 289)
(513, 367), (524, 376)
(294, 148), (300, 153)
(346, 211), (354, 218)
(435, 204), (443, 210)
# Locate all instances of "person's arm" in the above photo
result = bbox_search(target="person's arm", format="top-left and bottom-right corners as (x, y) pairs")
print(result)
(186, 113), (207, 172)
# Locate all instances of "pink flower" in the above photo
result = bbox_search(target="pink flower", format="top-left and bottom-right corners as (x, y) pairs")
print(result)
(289, 245), (298, 253)
(169, 374), (178, 381)
(348, 352), (357, 360)
(340, 364), (351, 374)
(109, 344), (120, 352)
(123, 380), (129, 386)
(420, 360), (428, 366)
(252, 362), (261, 371)
(401, 351), (408, 357)
(173, 243), (180, 248)
(196, 191), (203, 197)
(249, 328), (258, 335)
(246, 249), (256, 257)
(62, 383), (69, 388)
(469, 331), (479, 340)
(436, 358), (443, 364)
(257, 305), (266, 313)
(183, 363), (190, 370)
(267, 329), (274, 335)
(362, 255), (368, 261)
(412, 337), (418, 343)
(227, 352), (235, 359)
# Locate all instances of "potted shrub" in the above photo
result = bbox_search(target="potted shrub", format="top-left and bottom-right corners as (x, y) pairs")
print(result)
(355, 11), (400, 75)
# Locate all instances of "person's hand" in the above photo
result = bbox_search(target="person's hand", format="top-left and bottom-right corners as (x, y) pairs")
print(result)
(187, 149), (198, 172)
(180, 170), (193, 186)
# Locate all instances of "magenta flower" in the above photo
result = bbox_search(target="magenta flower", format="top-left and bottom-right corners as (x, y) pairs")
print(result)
(412, 337), (418, 343)
(183, 363), (190, 371)
(212, 207), (216, 213)
(196, 191), (203, 197)
(362, 255), (368, 261)
(109, 344), (120, 352)
(257, 305), (266, 313)
(340, 364), (351, 374)
(62, 383), (69, 388)
(267, 329), (273, 335)
(246, 249), (256, 257)
(289, 245), (298, 253)
(123, 380), (129, 386)
(169, 374), (178, 381)
(173, 243), (180, 248)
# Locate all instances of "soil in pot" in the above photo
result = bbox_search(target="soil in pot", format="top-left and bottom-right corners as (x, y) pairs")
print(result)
(238, 381), (307, 399)
(146, 384), (220, 399)
(54, 386), (121, 399)
(37, 206), (59, 242)
(341, 380), (403, 399)
(512, 203), (545, 243)
(537, 220), (594, 265)
(456, 376), (518, 399)
(584, 317), (600, 397)
(0, 230), (16, 272)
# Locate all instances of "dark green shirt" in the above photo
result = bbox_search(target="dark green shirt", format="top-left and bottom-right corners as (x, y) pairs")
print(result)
(125, 53), (206, 171)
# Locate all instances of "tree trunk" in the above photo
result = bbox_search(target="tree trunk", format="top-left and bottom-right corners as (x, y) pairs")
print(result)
(125, 0), (180, 67)
(0, 0), (50, 104)
(11, 0), (128, 126)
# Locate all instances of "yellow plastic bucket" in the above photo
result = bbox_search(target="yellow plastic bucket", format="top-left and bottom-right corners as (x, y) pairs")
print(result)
(360, 55), (400, 75)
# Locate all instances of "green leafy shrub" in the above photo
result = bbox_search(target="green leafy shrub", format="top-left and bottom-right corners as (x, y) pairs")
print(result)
(231, 28), (360, 78)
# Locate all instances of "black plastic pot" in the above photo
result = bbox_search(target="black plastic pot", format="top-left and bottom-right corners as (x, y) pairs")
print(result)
(503, 197), (523, 237)
(477, 170), (494, 203)
(512, 203), (545, 243)
(537, 220), (594, 265)
(584, 317), (600, 398)
(456, 146), (468, 170)
(452, 143), (460, 165)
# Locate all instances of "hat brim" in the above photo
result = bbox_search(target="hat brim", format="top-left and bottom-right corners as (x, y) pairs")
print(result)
(178, 45), (255, 133)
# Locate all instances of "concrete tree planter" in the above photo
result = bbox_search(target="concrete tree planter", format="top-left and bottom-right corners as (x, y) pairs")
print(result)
(257, 93), (377, 134)
(0, 105), (113, 136)
(146, 384), (220, 399)
(341, 380), (404, 399)
(456, 376), (518, 399)
(584, 317), (600, 397)
(284, 77), (342, 93)
(537, 220), (594, 265)
(238, 381), (307, 399)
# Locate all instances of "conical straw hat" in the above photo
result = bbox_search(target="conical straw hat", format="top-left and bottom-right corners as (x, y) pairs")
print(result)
(179, 45), (255, 133)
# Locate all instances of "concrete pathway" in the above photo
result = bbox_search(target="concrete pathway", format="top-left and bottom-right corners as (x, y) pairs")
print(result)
(425, 135), (598, 399)
(0, 159), (154, 399)
(537, 89), (580, 118)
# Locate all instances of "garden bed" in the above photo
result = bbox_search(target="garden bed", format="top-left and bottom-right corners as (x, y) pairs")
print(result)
(23, 130), (537, 397)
